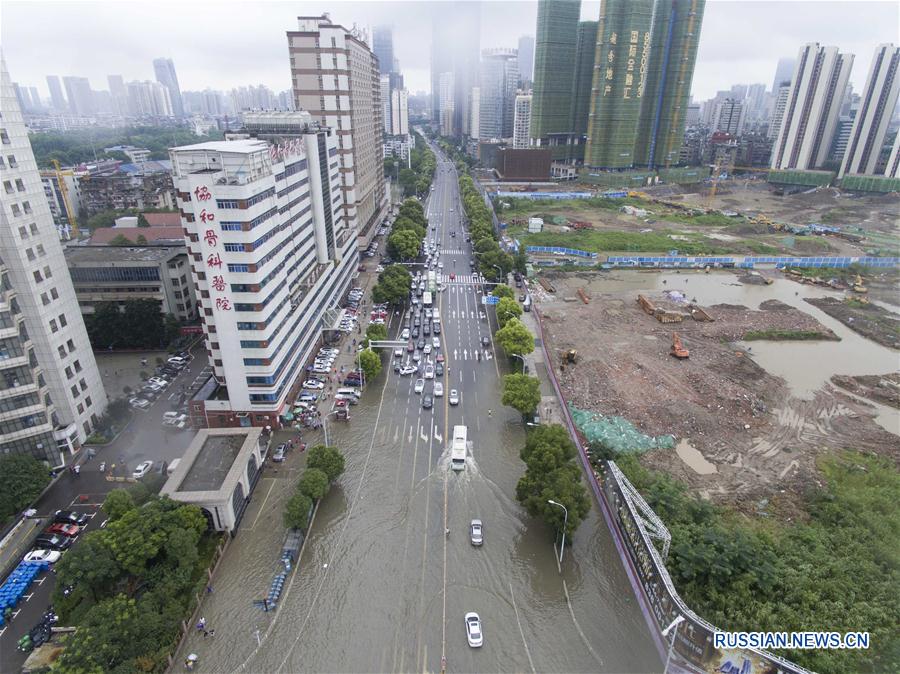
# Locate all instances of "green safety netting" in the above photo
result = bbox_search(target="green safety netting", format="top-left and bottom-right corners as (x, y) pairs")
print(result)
(552, 216), (569, 225)
(569, 405), (675, 455)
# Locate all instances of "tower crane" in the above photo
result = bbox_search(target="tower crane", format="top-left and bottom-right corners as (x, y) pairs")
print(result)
(51, 159), (79, 238)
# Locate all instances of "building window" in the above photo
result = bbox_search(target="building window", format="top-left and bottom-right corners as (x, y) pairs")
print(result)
(43, 266), (52, 279)
(18, 226), (27, 238)
(41, 292), (50, 306)
(33, 270), (43, 283)
(71, 385), (79, 398)
(0, 129), (9, 144)
(49, 319), (58, 332)
(15, 179), (24, 192)
(79, 378), (87, 391)
(6, 155), (16, 167)
(66, 339), (75, 352)
(26, 248), (35, 261)
(29, 223), (37, 234)
(11, 204), (21, 217)
(51, 288), (59, 300)
(58, 345), (67, 358)
(23, 201), (32, 214)
(74, 359), (82, 372)
(36, 244), (45, 256)
(58, 313), (67, 327)
(77, 403), (85, 414)
(85, 396), (92, 407)
(65, 367), (73, 379)
(3, 180), (12, 194)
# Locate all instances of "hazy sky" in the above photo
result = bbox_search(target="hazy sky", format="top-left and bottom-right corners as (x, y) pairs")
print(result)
(2, 0), (898, 102)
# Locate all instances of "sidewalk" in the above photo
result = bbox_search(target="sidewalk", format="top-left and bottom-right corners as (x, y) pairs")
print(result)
(518, 303), (565, 426)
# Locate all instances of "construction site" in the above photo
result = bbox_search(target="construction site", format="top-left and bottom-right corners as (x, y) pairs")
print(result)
(532, 268), (899, 517)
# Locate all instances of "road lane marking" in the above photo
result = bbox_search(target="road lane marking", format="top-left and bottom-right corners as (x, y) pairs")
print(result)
(248, 478), (276, 530)
(510, 581), (537, 674)
(563, 578), (605, 667)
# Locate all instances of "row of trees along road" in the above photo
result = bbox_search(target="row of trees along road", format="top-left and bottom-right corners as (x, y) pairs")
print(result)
(391, 131), (436, 198)
(284, 445), (346, 531)
(457, 175), (526, 281)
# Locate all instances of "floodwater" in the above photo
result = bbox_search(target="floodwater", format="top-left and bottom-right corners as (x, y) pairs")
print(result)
(587, 271), (899, 436)
(675, 439), (718, 474)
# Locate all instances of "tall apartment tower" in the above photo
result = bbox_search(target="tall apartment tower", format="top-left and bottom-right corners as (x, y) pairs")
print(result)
(632, 0), (706, 168)
(438, 73), (455, 137)
(430, 4), (480, 136)
(584, 0), (654, 169)
(380, 75), (392, 134)
(886, 132), (900, 178)
(479, 49), (519, 141)
(569, 20), (598, 160)
(170, 112), (354, 427)
(770, 44), (854, 171)
(0, 58), (108, 465)
(153, 58), (184, 118)
(513, 92), (533, 149)
(372, 25), (394, 75)
(767, 81), (791, 140)
(713, 98), (745, 135)
(62, 77), (94, 116)
(839, 44), (900, 178)
(771, 57), (796, 92)
(46, 75), (66, 111)
(517, 35), (535, 86)
(288, 16), (387, 250)
(530, 0), (581, 161)
(391, 88), (409, 136)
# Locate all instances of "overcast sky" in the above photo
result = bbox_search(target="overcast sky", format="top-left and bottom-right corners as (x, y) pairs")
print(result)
(2, 0), (898, 102)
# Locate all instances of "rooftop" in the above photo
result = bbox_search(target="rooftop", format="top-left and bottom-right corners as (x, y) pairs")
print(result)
(89, 226), (184, 245)
(64, 245), (185, 264)
(170, 138), (269, 155)
(162, 428), (264, 497)
(142, 212), (182, 226)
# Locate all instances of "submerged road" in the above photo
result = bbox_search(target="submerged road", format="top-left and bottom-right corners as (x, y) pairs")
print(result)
(218, 145), (661, 673)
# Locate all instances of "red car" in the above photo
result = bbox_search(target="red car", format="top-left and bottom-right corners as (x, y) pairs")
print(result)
(436, 354), (445, 363)
(45, 523), (80, 537)
(449, 273), (456, 280)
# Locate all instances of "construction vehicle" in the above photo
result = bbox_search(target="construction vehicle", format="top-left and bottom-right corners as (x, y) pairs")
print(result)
(51, 159), (79, 237)
(670, 332), (689, 359)
(851, 274), (867, 293)
(571, 221), (593, 230)
(560, 349), (578, 366)
(627, 191), (649, 200)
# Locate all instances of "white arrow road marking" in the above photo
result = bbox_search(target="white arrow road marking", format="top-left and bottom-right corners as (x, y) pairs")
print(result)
(408, 423), (414, 443)
(420, 422), (428, 442)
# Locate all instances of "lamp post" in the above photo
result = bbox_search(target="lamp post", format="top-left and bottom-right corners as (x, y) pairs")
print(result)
(511, 353), (526, 374)
(661, 615), (685, 674)
(547, 499), (568, 568)
(491, 264), (504, 284)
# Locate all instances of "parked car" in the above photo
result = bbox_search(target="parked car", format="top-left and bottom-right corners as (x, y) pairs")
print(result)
(45, 523), (80, 537)
(465, 612), (483, 647)
(470, 519), (483, 546)
(303, 380), (325, 390)
(133, 461), (154, 479)
(33, 534), (72, 551)
(128, 397), (151, 410)
(272, 444), (287, 462)
(298, 392), (318, 403)
(54, 510), (89, 526)
(24, 549), (61, 564)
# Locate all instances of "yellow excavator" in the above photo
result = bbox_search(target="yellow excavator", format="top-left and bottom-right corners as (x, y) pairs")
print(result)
(851, 274), (867, 293)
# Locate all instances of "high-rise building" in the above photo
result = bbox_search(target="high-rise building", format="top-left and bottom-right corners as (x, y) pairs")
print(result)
(479, 49), (518, 140)
(169, 112), (355, 427)
(391, 88), (409, 136)
(45, 75), (66, 111)
(584, 0), (654, 169)
(632, 0), (706, 168)
(153, 57), (184, 117)
(767, 81), (791, 140)
(380, 75), (392, 134)
(513, 92), (533, 149)
(570, 20), (598, 151)
(107, 75), (128, 116)
(27, 87), (41, 110)
(127, 80), (174, 117)
(886, 131), (900, 178)
(468, 86), (480, 141)
(439, 72), (455, 136)
(770, 43), (853, 171)
(771, 56), (796, 92)
(430, 4), (480, 136)
(530, 0), (581, 161)
(0, 57), (108, 465)
(839, 43), (900, 178)
(517, 35), (535, 86)
(712, 98), (745, 135)
(13, 84), (33, 112)
(685, 103), (701, 126)
(288, 15), (387, 249)
(372, 25), (394, 76)
(62, 76), (94, 115)
(743, 83), (768, 122)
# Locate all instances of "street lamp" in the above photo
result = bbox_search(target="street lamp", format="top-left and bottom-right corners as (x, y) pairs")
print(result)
(511, 353), (526, 374)
(547, 499), (568, 568)
(661, 615), (685, 674)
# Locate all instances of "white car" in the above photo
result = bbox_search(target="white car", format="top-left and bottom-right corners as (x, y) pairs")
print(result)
(424, 364), (434, 380)
(438, 263), (444, 270)
(25, 549), (62, 564)
(399, 365), (417, 376)
(129, 397), (151, 410)
(465, 612), (483, 648)
(401, 328), (410, 340)
(133, 461), (153, 479)
(424, 308), (432, 319)
(434, 382), (444, 397)
(303, 380), (325, 390)
(414, 378), (425, 393)
(470, 519), (483, 546)
(312, 366), (330, 374)
(449, 389), (459, 405)
(432, 337), (440, 349)
(393, 348), (404, 358)
(376, 265), (385, 273)
(423, 345), (432, 355)
(147, 377), (168, 388)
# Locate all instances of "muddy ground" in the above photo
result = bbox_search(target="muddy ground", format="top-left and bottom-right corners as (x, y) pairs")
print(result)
(831, 373), (900, 409)
(535, 273), (898, 516)
(805, 296), (900, 350)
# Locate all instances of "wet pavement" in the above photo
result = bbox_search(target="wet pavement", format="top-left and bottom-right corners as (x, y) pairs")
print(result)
(173, 151), (661, 673)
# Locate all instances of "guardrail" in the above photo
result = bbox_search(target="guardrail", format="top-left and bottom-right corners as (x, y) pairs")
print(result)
(526, 245), (598, 259)
(531, 303), (811, 674)
(606, 255), (900, 268)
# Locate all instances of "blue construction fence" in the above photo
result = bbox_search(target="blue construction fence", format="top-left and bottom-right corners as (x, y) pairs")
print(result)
(605, 255), (900, 269)
(495, 191), (594, 201)
(527, 246), (598, 259)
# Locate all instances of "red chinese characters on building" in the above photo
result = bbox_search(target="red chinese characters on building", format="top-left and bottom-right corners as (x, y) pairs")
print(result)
(194, 185), (212, 201)
(199, 209), (215, 224)
(206, 252), (223, 269)
(203, 229), (219, 247)
(211, 275), (226, 292)
(215, 297), (232, 311)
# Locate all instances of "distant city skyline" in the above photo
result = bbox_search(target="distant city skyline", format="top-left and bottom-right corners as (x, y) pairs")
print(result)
(2, 1), (897, 102)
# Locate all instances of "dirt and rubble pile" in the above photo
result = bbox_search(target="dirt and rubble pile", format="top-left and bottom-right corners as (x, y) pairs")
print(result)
(831, 373), (900, 409)
(805, 296), (900, 350)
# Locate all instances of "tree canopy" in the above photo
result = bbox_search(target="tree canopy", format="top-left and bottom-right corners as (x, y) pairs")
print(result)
(495, 318), (535, 358)
(388, 229), (421, 261)
(85, 299), (170, 350)
(372, 264), (412, 306)
(501, 374), (541, 417)
(358, 348), (382, 383)
(298, 468), (330, 501)
(0, 454), (50, 521)
(284, 491), (313, 531)
(305, 445), (346, 483)
(491, 284), (515, 300)
(363, 322), (388, 349)
(495, 296), (523, 327)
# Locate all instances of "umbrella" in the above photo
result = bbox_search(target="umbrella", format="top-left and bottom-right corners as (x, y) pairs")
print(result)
(187, 654), (199, 662)
(282, 412), (294, 421)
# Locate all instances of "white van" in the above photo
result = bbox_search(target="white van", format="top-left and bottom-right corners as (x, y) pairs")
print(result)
(450, 425), (467, 471)
(335, 387), (361, 401)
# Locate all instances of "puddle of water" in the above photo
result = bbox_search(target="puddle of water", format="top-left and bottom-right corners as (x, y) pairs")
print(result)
(675, 439), (718, 474)
(593, 271), (900, 435)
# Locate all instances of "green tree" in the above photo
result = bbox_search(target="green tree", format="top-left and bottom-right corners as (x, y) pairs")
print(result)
(121, 299), (165, 348)
(388, 229), (421, 260)
(108, 233), (135, 246)
(391, 216), (426, 241)
(163, 313), (182, 344)
(398, 168), (418, 195)
(501, 374), (541, 417)
(491, 285), (515, 300)
(85, 209), (122, 231)
(513, 248), (528, 274)
(284, 491), (313, 530)
(136, 213), (150, 227)
(135, 234), (148, 244)
(0, 455), (50, 520)
(358, 348), (382, 383)
(478, 248), (513, 281)
(495, 318), (534, 358)
(495, 296), (523, 327)
(86, 301), (125, 349)
(298, 468), (331, 500)
(363, 323), (388, 349)
(305, 445), (346, 483)
(371, 264), (412, 306)
(54, 531), (121, 602)
(399, 198), (426, 223)
(474, 237), (499, 254)
(102, 488), (135, 522)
